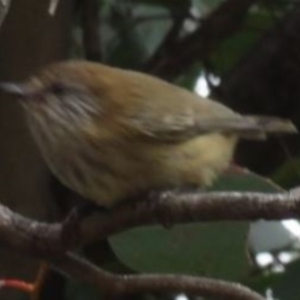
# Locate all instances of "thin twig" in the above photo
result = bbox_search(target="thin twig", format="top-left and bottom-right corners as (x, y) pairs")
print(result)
(0, 0), (10, 29)
(54, 253), (265, 300)
(48, 0), (59, 16)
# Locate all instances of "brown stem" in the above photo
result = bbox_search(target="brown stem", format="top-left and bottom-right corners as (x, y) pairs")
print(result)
(54, 253), (265, 300)
(2, 188), (300, 299)
(79, 189), (300, 243)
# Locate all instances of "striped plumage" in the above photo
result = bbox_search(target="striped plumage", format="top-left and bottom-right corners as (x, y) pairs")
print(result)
(5, 61), (296, 207)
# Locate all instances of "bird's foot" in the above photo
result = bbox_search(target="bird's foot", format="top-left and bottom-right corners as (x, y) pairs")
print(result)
(61, 202), (106, 247)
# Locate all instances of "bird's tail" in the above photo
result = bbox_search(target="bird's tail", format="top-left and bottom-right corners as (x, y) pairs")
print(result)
(198, 116), (297, 140)
(237, 116), (297, 140)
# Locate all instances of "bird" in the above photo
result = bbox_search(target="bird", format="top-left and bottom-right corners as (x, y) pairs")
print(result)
(0, 61), (297, 207)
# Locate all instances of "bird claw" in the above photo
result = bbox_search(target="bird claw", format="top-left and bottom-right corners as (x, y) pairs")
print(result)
(61, 202), (104, 247)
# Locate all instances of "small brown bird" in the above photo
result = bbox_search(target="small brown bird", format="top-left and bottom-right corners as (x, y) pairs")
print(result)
(1, 61), (297, 207)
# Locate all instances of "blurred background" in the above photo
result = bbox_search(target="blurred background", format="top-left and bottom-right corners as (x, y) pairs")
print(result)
(0, 0), (300, 299)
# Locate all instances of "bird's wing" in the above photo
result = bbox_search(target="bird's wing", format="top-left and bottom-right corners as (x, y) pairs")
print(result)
(119, 95), (296, 142)
(96, 69), (297, 142)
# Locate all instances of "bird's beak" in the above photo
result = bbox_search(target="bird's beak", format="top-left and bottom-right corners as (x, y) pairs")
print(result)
(0, 82), (32, 98)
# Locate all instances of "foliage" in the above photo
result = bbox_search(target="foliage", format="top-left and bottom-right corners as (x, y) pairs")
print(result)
(2, 0), (300, 299)
(67, 0), (300, 299)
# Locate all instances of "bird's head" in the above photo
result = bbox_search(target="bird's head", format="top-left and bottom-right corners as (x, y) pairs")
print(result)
(0, 61), (107, 128)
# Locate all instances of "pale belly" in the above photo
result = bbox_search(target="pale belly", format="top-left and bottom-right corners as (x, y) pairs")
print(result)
(41, 133), (237, 207)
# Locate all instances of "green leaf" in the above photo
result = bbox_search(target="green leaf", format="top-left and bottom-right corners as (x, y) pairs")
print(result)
(192, 0), (225, 15)
(244, 259), (300, 300)
(272, 259), (300, 300)
(272, 158), (300, 189)
(101, 2), (172, 68)
(211, 168), (282, 192)
(101, 4), (148, 68)
(176, 62), (203, 91)
(109, 170), (281, 280)
(110, 222), (249, 279)
(211, 9), (277, 75)
(66, 281), (103, 300)
(130, 0), (190, 11)
(245, 271), (281, 297)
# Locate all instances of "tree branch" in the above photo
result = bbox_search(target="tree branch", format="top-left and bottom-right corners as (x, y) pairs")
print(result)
(2, 189), (300, 251)
(146, 0), (258, 80)
(2, 187), (300, 299)
(55, 253), (265, 300)
(78, 189), (300, 243)
(0, 195), (269, 300)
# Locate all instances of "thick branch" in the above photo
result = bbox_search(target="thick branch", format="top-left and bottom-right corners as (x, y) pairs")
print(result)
(1, 189), (300, 250)
(80, 189), (300, 243)
(0, 200), (267, 300)
(1, 188), (300, 299)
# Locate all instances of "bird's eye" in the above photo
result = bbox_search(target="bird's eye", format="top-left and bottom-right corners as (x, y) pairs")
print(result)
(49, 82), (65, 95)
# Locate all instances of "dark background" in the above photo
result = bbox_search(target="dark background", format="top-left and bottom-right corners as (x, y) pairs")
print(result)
(0, 1), (299, 299)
